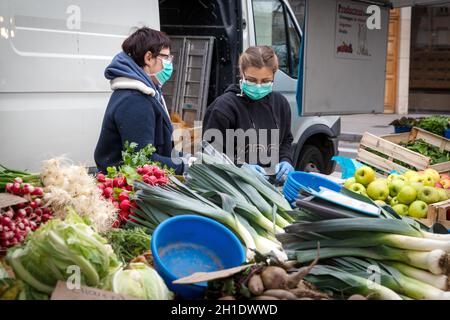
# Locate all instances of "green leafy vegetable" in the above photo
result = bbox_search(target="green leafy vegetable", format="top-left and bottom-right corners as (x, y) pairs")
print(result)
(417, 116), (450, 136)
(7, 207), (121, 294)
(401, 139), (450, 164)
(111, 262), (173, 300)
(103, 228), (151, 263)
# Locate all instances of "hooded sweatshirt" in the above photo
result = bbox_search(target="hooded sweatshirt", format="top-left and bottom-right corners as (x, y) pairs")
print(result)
(202, 84), (294, 168)
(94, 52), (185, 174)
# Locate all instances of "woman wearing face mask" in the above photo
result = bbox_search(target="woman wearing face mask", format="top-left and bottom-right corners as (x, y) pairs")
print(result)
(203, 46), (294, 183)
(95, 27), (193, 174)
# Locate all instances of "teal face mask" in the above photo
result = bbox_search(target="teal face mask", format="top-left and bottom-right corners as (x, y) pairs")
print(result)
(154, 58), (173, 86)
(240, 79), (273, 100)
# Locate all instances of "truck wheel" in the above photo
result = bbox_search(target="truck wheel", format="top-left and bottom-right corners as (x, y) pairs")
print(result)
(296, 145), (326, 173)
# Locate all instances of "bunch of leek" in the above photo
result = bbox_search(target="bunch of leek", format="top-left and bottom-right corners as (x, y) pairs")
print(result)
(131, 177), (286, 260)
(280, 198), (450, 299)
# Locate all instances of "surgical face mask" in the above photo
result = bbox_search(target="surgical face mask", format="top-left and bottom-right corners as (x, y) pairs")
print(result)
(155, 58), (173, 86)
(150, 58), (173, 86)
(240, 79), (273, 100)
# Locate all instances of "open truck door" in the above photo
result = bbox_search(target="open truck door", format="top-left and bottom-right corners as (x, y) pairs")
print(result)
(296, 0), (450, 116)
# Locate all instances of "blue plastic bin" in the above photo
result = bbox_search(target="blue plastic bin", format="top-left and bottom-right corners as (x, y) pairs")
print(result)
(151, 215), (245, 299)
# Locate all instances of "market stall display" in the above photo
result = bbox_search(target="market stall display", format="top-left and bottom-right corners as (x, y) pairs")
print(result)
(357, 127), (450, 175)
(1, 140), (450, 301)
(342, 165), (449, 225)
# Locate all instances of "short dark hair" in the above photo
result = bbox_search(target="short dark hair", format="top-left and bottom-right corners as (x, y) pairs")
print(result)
(122, 27), (171, 67)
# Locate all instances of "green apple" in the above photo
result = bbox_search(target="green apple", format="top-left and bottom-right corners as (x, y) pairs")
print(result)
(409, 175), (426, 185)
(404, 170), (419, 181)
(389, 179), (406, 197)
(392, 204), (409, 216)
(421, 173), (435, 187)
(374, 200), (386, 206)
(417, 186), (440, 204)
(344, 177), (356, 189)
(367, 180), (389, 201)
(437, 188), (448, 202)
(349, 183), (367, 196)
(409, 182), (424, 193)
(408, 200), (428, 219)
(388, 173), (400, 183)
(424, 168), (440, 184)
(397, 185), (417, 205)
(390, 196), (399, 206)
(354, 166), (376, 187)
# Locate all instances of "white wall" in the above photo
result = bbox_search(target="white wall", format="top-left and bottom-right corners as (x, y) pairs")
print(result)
(0, 0), (159, 171)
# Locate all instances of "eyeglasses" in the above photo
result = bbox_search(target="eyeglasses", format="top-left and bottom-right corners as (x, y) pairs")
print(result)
(158, 53), (174, 62)
(243, 73), (274, 85)
(243, 78), (274, 87)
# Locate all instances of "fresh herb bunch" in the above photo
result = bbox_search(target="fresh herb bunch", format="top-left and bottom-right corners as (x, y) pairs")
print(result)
(103, 227), (151, 263)
(417, 116), (450, 136)
(401, 139), (450, 165)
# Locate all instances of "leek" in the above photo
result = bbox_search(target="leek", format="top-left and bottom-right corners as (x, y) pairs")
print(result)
(281, 233), (450, 253)
(306, 265), (402, 300)
(293, 246), (449, 275)
(384, 261), (449, 291)
(330, 258), (450, 300)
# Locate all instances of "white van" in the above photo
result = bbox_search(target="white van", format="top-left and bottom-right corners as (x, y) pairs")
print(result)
(0, 0), (444, 173)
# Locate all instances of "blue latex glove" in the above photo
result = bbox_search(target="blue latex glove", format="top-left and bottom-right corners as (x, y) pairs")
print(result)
(275, 161), (294, 182)
(248, 164), (267, 176)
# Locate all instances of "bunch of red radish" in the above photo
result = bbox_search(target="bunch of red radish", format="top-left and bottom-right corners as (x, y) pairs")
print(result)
(1, 178), (53, 249)
(96, 164), (169, 227)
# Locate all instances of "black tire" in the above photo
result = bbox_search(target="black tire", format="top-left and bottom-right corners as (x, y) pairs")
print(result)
(296, 145), (326, 173)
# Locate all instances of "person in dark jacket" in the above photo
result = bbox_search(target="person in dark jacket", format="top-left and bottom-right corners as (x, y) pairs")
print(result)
(94, 27), (194, 174)
(203, 46), (294, 182)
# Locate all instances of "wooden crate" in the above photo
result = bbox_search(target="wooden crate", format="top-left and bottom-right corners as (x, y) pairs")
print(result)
(430, 199), (450, 229)
(357, 127), (450, 175)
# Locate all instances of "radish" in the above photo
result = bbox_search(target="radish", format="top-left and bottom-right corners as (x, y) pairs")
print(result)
(2, 240), (10, 247)
(5, 183), (13, 192)
(22, 184), (30, 194)
(0, 225), (2, 232)
(18, 222), (25, 230)
(103, 187), (113, 198)
(104, 179), (113, 188)
(118, 191), (129, 202)
(42, 207), (52, 215)
(96, 173), (106, 183)
(2, 217), (11, 225)
(125, 185), (133, 191)
(5, 210), (14, 219)
(30, 201), (38, 209)
(137, 167), (146, 175)
(97, 183), (105, 190)
(15, 202), (26, 209)
(14, 177), (23, 184)
(42, 214), (51, 222)
(11, 183), (21, 194)
(34, 208), (43, 216)
(31, 187), (44, 196)
(111, 220), (120, 228)
(120, 200), (131, 211)
(34, 198), (43, 207)
(24, 207), (32, 215)
(112, 201), (120, 209)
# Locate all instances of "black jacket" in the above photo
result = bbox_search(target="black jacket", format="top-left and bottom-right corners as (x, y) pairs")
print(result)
(94, 89), (184, 174)
(202, 84), (294, 167)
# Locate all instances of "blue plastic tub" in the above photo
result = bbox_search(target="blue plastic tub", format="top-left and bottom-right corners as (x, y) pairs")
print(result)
(394, 126), (412, 134)
(445, 128), (450, 139)
(287, 172), (342, 193)
(151, 215), (245, 299)
(283, 171), (342, 203)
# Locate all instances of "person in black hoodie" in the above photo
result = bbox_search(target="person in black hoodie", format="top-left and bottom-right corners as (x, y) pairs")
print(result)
(203, 46), (294, 183)
(94, 27), (194, 174)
